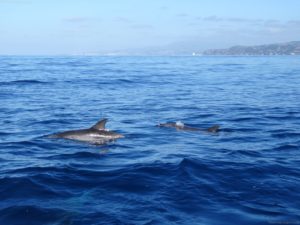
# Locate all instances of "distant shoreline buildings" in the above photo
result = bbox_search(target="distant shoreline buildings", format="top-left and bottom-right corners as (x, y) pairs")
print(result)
(202, 41), (300, 56)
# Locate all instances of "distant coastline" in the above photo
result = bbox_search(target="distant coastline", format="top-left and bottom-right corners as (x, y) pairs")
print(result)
(2, 41), (300, 57)
(202, 41), (300, 56)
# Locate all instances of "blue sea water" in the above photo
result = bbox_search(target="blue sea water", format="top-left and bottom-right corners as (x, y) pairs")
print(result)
(0, 56), (300, 225)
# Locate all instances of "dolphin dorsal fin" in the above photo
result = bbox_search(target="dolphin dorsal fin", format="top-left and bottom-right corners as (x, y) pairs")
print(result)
(91, 118), (108, 130)
(206, 125), (220, 133)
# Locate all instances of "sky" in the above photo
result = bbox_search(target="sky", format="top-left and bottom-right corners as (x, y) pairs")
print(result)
(1, 0), (300, 55)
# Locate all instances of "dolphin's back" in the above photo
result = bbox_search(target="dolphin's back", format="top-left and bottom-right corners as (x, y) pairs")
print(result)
(54, 129), (91, 138)
(50, 127), (123, 144)
(48, 118), (123, 145)
(205, 125), (220, 133)
(51, 129), (106, 144)
(158, 122), (220, 133)
(179, 126), (200, 131)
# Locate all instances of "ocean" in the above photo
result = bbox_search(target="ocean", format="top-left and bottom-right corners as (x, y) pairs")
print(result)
(0, 56), (300, 225)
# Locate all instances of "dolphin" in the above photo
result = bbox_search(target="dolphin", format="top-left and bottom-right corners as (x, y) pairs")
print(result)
(157, 121), (220, 133)
(49, 118), (124, 145)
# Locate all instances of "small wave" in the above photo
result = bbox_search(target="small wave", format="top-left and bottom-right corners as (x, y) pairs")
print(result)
(117, 78), (134, 83)
(228, 150), (262, 158)
(241, 203), (284, 217)
(266, 115), (296, 121)
(273, 144), (300, 151)
(0, 176), (69, 200)
(30, 118), (72, 126)
(0, 205), (71, 225)
(215, 63), (245, 67)
(0, 80), (49, 86)
(95, 79), (137, 86)
(0, 158), (8, 162)
(226, 127), (260, 133)
(2, 140), (46, 148)
(271, 132), (300, 139)
(43, 151), (103, 160)
(94, 78), (134, 86)
(0, 131), (13, 136)
(228, 117), (263, 122)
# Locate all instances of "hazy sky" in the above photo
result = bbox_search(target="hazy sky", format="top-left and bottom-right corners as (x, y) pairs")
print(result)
(1, 0), (300, 55)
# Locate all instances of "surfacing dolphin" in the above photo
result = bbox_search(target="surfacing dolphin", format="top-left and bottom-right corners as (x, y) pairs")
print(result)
(49, 118), (124, 145)
(157, 121), (220, 133)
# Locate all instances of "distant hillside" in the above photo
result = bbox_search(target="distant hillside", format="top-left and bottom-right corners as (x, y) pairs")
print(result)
(203, 41), (300, 56)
